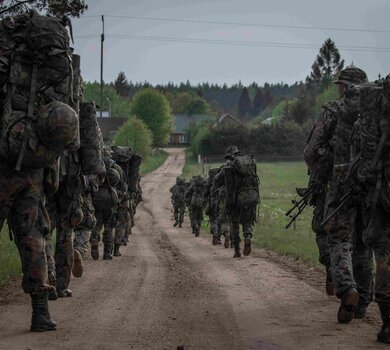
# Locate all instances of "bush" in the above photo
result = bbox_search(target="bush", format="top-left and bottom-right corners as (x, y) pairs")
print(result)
(112, 116), (153, 159)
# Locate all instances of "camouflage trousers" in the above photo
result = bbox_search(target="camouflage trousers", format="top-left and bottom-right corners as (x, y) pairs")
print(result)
(229, 204), (256, 243)
(46, 189), (76, 292)
(74, 228), (91, 257)
(0, 163), (49, 294)
(189, 206), (203, 233)
(217, 211), (230, 239)
(91, 208), (114, 247)
(362, 205), (390, 309)
(327, 204), (374, 304)
(114, 205), (130, 245)
(311, 192), (331, 269)
(173, 201), (185, 225)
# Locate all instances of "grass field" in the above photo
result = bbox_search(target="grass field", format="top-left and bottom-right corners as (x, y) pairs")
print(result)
(0, 150), (168, 288)
(183, 151), (319, 266)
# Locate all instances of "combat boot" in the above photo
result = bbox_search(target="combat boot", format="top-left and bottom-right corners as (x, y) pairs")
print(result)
(325, 267), (335, 296)
(212, 236), (219, 245)
(103, 244), (113, 260)
(173, 221), (178, 227)
(113, 244), (122, 257)
(30, 291), (56, 332)
(354, 302), (367, 319)
(91, 239), (99, 260)
(337, 288), (359, 323)
(57, 289), (72, 298)
(243, 239), (251, 256)
(224, 236), (230, 249)
(378, 305), (390, 343)
(72, 249), (83, 278)
(178, 222), (182, 228)
(233, 242), (241, 258)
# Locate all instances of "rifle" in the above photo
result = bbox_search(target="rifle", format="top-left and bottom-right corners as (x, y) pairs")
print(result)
(320, 187), (353, 226)
(285, 185), (315, 229)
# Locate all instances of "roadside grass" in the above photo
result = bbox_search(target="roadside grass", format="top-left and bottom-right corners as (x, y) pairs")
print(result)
(183, 154), (319, 266)
(140, 149), (168, 175)
(0, 149), (168, 289)
(0, 227), (21, 288)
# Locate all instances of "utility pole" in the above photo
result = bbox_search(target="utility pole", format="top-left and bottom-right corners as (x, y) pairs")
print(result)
(100, 15), (105, 117)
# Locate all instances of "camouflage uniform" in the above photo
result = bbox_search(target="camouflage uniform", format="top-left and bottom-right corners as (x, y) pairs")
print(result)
(216, 185), (230, 248)
(184, 176), (205, 236)
(350, 77), (390, 342)
(170, 177), (187, 227)
(203, 169), (220, 243)
(215, 146), (260, 257)
(316, 68), (373, 323)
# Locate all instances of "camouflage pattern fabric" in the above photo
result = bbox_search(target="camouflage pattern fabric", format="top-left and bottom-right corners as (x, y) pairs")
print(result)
(217, 186), (230, 240)
(0, 163), (49, 293)
(91, 208), (115, 247)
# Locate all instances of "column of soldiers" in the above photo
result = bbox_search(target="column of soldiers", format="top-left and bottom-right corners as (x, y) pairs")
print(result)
(304, 66), (390, 344)
(0, 11), (143, 332)
(170, 146), (260, 258)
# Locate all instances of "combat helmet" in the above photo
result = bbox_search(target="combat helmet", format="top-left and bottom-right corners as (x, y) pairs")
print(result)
(106, 167), (120, 187)
(36, 100), (78, 151)
(224, 145), (240, 159)
(333, 67), (368, 86)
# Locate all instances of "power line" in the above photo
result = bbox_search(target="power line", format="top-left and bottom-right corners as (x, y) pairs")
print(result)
(101, 14), (390, 34)
(74, 33), (390, 53)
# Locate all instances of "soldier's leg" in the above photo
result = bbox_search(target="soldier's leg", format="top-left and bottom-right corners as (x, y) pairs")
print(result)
(55, 224), (74, 297)
(328, 205), (359, 323)
(194, 208), (203, 237)
(243, 222), (253, 256)
(312, 195), (333, 295)
(230, 214), (241, 258)
(211, 214), (219, 245)
(173, 205), (179, 226)
(91, 210), (103, 260)
(114, 209), (127, 257)
(352, 207), (374, 318)
(6, 169), (56, 332)
(178, 203), (185, 227)
(45, 232), (58, 300)
(361, 207), (390, 343)
(102, 210), (114, 260)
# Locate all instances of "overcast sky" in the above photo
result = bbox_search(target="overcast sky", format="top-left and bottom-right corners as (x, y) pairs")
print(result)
(72, 0), (390, 86)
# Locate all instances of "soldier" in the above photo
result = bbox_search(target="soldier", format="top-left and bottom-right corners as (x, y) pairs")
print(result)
(215, 146), (260, 258)
(307, 67), (373, 323)
(90, 155), (120, 260)
(203, 169), (220, 244)
(348, 76), (390, 343)
(185, 175), (206, 237)
(170, 177), (187, 228)
(72, 175), (98, 277)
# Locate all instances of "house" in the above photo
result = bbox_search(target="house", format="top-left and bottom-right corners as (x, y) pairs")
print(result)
(213, 113), (243, 128)
(169, 114), (212, 145)
(97, 117), (128, 144)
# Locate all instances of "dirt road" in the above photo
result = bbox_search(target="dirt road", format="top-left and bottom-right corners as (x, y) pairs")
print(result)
(0, 148), (386, 350)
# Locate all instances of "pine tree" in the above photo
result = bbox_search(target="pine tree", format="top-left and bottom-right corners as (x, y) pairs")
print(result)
(252, 89), (265, 117)
(114, 71), (130, 98)
(238, 87), (252, 120)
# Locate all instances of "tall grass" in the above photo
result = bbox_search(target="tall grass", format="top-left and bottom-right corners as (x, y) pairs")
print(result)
(0, 226), (22, 287)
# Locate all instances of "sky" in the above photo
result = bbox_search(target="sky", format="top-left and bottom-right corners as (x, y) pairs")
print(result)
(72, 0), (390, 86)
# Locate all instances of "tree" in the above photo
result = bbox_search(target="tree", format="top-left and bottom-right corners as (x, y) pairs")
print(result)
(170, 91), (210, 115)
(238, 87), (252, 119)
(131, 88), (172, 146)
(114, 71), (130, 98)
(83, 82), (132, 117)
(0, 0), (88, 18)
(112, 117), (153, 159)
(310, 38), (344, 90)
(252, 89), (265, 117)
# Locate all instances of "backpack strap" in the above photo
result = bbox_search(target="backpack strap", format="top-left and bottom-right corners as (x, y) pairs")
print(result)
(15, 60), (38, 171)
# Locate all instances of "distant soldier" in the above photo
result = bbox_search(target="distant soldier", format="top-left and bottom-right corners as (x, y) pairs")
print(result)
(185, 175), (206, 236)
(170, 177), (187, 227)
(203, 168), (220, 244)
(216, 184), (231, 248)
(215, 146), (260, 257)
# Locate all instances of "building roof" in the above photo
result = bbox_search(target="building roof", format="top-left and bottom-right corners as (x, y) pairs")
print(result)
(213, 113), (243, 128)
(173, 114), (212, 133)
(97, 117), (128, 140)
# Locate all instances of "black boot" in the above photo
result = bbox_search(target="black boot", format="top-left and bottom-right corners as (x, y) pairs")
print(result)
(30, 291), (56, 332)
(113, 244), (122, 257)
(337, 288), (359, 323)
(103, 244), (113, 260)
(325, 267), (335, 296)
(233, 242), (241, 258)
(243, 239), (251, 256)
(354, 302), (367, 319)
(378, 304), (390, 343)
(90, 239), (99, 260)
